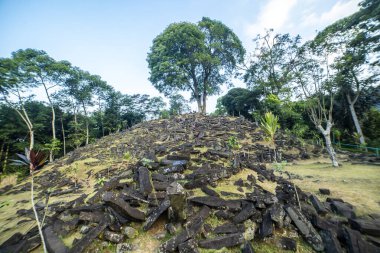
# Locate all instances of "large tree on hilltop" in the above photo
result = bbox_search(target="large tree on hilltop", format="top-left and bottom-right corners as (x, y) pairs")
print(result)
(147, 17), (245, 114)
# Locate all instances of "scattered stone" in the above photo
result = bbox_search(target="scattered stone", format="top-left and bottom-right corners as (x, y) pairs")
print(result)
(167, 182), (187, 221)
(102, 191), (145, 221)
(80, 226), (90, 234)
(160, 207), (211, 252)
(178, 239), (199, 253)
(143, 198), (170, 231)
(43, 226), (69, 253)
(103, 231), (124, 243)
(343, 227), (380, 253)
(165, 223), (177, 235)
(330, 201), (356, 219)
(138, 167), (153, 197)
(200, 186), (220, 197)
(241, 241), (255, 253)
(233, 202), (256, 224)
(309, 194), (328, 215)
(277, 237), (297, 251)
(349, 218), (380, 236)
(198, 233), (244, 249)
(122, 226), (138, 239)
(285, 205), (324, 251)
(319, 229), (343, 253)
(79, 211), (104, 223)
(319, 188), (331, 195)
(259, 210), (273, 238)
(69, 220), (109, 253)
(214, 223), (245, 234)
(269, 203), (285, 228)
(116, 243), (133, 253)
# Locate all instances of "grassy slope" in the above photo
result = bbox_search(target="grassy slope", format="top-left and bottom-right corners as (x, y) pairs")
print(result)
(282, 158), (380, 216)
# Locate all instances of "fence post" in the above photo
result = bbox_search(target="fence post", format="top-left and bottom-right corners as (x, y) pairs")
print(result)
(376, 148), (379, 157)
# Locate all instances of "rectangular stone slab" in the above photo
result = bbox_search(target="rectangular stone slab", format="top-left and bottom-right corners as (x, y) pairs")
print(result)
(198, 233), (244, 249)
(309, 194), (328, 215)
(189, 196), (241, 210)
(143, 198), (171, 231)
(285, 205), (324, 252)
(160, 206), (211, 252)
(102, 191), (145, 221)
(233, 202), (256, 224)
(43, 226), (69, 253)
(69, 219), (109, 253)
(349, 218), (380, 237)
(319, 229), (343, 253)
(214, 223), (245, 234)
(138, 166), (153, 197)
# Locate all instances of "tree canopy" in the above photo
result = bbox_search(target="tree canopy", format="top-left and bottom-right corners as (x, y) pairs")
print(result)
(147, 17), (245, 113)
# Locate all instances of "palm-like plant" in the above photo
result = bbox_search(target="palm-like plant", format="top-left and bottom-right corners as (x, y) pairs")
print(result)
(12, 148), (48, 253)
(260, 112), (280, 145)
(260, 112), (280, 161)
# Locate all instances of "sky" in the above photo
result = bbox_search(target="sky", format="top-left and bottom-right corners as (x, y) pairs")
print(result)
(0, 0), (361, 112)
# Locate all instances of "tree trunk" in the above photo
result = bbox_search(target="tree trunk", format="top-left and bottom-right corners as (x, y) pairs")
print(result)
(2, 144), (9, 173)
(318, 125), (339, 167)
(42, 83), (56, 162)
(30, 171), (48, 253)
(82, 102), (89, 145)
(61, 116), (66, 156)
(0, 142), (4, 168)
(202, 91), (207, 114)
(346, 94), (365, 145)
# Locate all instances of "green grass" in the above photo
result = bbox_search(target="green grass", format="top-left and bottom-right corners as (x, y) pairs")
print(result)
(283, 160), (380, 216)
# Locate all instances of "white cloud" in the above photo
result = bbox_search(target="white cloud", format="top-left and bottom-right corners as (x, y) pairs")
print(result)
(300, 0), (360, 40)
(245, 0), (298, 38)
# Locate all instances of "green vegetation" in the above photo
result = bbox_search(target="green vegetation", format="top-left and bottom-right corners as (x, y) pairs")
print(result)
(283, 160), (380, 216)
(11, 149), (48, 253)
(147, 17), (245, 114)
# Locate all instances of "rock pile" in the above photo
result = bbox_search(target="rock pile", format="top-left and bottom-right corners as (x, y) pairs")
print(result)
(0, 114), (379, 253)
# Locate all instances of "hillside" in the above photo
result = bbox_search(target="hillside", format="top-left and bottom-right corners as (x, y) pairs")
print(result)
(0, 114), (379, 253)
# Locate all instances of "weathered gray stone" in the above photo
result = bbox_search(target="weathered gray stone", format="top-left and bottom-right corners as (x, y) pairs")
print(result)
(69, 219), (109, 253)
(167, 182), (187, 221)
(349, 218), (380, 236)
(214, 223), (245, 234)
(102, 191), (145, 221)
(331, 201), (356, 219)
(43, 226), (69, 253)
(201, 186), (220, 197)
(259, 210), (273, 238)
(178, 239), (199, 253)
(269, 203), (285, 228)
(233, 202), (256, 224)
(143, 198), (170, 231)
(319, 229), (343, 253)
(285, 205), (324, 252)
(309, 194), (328, 215)
(122, 226), (138, 239)
(116, 243), (133, 253)
(138, 167), (153, 197)
(198, 233), (244, 249)
(277, 237), (297, 251)
(241, 241), (255, 253)
(103, 231), (124, 243)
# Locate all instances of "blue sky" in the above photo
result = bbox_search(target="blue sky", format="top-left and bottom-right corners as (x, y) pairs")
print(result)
(0, 0), (361, 112)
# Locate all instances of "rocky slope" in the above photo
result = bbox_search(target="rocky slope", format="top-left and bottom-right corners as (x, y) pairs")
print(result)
(0, 114), (379, 253)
